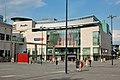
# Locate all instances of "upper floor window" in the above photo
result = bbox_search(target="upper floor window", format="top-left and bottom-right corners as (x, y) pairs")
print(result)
(47, 28), (80, 46)
(0, 33), (5, 40)
(93, 31), (99, 45)
(6, 34), (11, 41)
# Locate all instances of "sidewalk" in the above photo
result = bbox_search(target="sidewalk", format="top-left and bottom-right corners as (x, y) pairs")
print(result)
(20, 60), (120, 80)
(0, 59), (120, 80)
(62, 60), (120, 80)
(38, 60), (120, 80)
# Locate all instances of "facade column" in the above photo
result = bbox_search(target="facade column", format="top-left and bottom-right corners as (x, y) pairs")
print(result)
(77, 49), (79, 59)
(35, 44), (37, 62)
(11, 42), (15, 62)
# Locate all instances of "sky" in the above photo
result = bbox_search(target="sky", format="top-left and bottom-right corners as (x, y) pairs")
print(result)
(0, 0), (120, 44)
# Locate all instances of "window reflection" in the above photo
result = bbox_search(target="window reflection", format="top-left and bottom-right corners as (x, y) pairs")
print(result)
(48, 28), (80, 46)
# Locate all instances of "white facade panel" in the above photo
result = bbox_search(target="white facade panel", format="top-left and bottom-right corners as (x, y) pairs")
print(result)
(81, 26), (99, 60)
(81, 26), (99, 47)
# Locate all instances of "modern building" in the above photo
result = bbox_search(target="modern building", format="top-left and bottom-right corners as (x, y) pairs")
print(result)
(11, 15), (111, 61)
(0, 20), (12, 62)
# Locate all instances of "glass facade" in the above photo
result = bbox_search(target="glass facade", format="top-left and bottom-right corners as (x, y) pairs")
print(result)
(46, 28), (80, 61)
(83, 48), (90, 55)
(93, 47), (99, 61)
(93, 47), (99, 54)
(93, 47), (99, 53)
(47, 28), (80, 46)
(93, 31), (99, 45)
(101, 20), (109, 34)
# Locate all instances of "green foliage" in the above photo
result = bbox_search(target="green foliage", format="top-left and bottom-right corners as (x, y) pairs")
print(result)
(49, 31), (59, 46)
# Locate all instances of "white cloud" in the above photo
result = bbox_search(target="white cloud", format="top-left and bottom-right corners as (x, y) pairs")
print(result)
(105, 0), (120, 5)
(0, 0), (46, 19)
(113, 30), (120, 42)
(116, 0), (120, 4)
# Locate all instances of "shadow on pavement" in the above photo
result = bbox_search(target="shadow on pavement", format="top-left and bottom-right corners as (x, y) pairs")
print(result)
(50, 77), (83, 80)
(92, 65), (119, 68)
(69, 69), (89, 73)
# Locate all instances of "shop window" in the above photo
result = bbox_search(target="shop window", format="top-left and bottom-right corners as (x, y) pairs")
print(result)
(93, 47), (99, 53)
(83, 48), (90, 55)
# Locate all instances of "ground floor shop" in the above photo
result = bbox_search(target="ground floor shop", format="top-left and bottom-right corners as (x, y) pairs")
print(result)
(0, 50), (11, 62)
(46, 47), (80, 61)
(46, 54), (76, 62)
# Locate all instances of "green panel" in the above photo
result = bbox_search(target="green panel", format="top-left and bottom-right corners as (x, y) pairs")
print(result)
(93, 47), (99, 53)
(101, 20), (109, 34)
(93, 31), (99, 45)
(83, 48), (90, 55)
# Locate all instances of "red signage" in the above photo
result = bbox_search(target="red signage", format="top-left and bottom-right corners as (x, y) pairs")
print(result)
(40, 38), (44, 41)
(17, 53), (29, 63)
(34, 38), (44, 41)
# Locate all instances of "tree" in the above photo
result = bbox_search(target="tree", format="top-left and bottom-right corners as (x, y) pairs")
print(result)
(49, 31), (59, 61)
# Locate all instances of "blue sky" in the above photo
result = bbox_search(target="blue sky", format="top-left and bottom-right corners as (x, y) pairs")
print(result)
(0, 0), (120, 43)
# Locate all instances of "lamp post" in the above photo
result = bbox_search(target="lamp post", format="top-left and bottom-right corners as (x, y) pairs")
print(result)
(4, 0), (7, 22)
(107, 15), (116, 65)
(65, 0), (68, 74)
(40, 26), (44, 64)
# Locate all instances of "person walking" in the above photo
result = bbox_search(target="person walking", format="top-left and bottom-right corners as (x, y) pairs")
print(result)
(84, 58), (88, 67)
(88, 57), (92, 67)
(29, 57), (33, 64)
(76, 59), (80, 71)
(55, 58), (59, 69)
(79, 61), (84, 71)
(56, 59), (58, 65)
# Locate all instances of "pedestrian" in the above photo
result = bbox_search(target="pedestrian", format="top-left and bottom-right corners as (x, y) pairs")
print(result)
(56, 59), (58, 65)
(79, 61), (84, 71)
(29, 57), (33, 64)
(84, 58), (88, 67)
(55, 58), (59, 69)
(76, 59), (80, 71)
(103, 57), (106, 62)
(88, 57), (92, 67)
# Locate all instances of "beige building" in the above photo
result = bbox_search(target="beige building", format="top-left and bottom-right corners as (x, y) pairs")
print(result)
(11, 17), (47, 62)
(11, 15), (111, 61)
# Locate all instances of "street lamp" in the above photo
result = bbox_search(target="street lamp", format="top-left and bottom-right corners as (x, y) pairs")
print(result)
(4, 0), (7, 22)
(40, 26), (45, 64)
(65, 0), (68, 74)
(107, 15), (117, 65)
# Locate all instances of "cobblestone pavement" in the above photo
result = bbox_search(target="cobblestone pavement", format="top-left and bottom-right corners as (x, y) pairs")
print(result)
(0, 59), (120, 80)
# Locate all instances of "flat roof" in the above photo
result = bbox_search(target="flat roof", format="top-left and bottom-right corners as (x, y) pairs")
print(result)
(0, 21), (12, 28)
(36, 15), (99, 24)
(32, 21), (100, 31)
(11, 17), (32, 22)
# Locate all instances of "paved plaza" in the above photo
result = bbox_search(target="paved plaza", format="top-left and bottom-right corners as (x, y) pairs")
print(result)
(0, 59), (120, 80)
